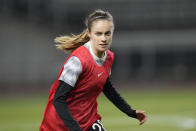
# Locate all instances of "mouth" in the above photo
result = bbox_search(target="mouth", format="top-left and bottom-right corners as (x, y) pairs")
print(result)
(99, 43), (108, 48)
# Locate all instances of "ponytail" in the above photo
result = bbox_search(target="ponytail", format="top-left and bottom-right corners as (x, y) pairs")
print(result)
(55, 29), (89, 52)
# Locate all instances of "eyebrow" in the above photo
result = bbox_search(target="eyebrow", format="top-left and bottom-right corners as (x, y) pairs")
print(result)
(95, 30), (111, 34)
(105, 31), (111, 34)
(95, 32), (102, 34)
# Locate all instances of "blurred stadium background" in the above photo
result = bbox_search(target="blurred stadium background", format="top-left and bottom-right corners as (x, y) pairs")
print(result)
(0, 0), (196, 131)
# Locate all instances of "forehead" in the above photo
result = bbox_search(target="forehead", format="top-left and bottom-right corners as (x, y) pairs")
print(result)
(90, 19), (113, 32)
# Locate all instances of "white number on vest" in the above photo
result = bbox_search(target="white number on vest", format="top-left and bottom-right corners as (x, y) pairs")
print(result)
(92, 120), (106, 131)
(92, 123), (102, 131)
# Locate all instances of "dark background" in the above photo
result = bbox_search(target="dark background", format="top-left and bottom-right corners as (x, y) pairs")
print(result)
(0, 0), (196, 95)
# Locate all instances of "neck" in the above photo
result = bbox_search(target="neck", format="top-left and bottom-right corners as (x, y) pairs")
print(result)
(94, 50), (105, 58)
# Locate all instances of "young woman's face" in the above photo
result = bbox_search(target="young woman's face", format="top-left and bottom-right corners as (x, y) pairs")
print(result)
(88, 20), (114, 56)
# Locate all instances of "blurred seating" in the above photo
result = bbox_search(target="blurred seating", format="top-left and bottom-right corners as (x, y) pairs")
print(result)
(0, 0), (196, 88)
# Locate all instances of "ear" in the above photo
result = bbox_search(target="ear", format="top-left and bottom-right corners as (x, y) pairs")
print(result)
(87, 29), (91, 38)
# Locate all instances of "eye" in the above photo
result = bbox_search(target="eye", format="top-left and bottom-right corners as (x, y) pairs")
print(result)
(105, 31), (111, 36)
(95, 32), (102, 36)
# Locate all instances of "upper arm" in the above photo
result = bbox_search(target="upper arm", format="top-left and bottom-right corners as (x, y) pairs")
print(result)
(103, 77), (111, 92)
(59, 56), (82, 87)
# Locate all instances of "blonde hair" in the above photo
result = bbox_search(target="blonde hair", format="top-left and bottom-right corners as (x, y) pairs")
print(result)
(55, 29), (89, 51)
(55, 9), (114, 52)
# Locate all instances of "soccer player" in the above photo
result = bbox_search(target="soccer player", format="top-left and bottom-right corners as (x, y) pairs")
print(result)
(40, 9), (147, 131)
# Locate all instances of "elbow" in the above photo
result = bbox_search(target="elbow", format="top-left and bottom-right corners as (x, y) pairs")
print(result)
(53, 95), (67, 108)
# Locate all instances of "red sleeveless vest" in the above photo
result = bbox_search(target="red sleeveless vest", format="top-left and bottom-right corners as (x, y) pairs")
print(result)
(40, 46), (114, 131)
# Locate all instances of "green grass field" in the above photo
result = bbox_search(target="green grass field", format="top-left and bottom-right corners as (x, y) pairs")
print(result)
(0, 88), (196, 131)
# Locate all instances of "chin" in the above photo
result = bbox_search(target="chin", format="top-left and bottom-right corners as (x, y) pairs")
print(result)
(99, 47), (108, 52)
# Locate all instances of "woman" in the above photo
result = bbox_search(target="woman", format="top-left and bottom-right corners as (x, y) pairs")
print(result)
(40, 9), (147, 131)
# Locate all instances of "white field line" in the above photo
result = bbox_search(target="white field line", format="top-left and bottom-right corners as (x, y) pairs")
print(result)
(103, 114), (196, 130)
(149, 115), (196, 129)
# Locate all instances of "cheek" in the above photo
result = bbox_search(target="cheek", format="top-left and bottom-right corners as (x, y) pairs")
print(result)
(91, 35), (99, 42)
(90, 36), (99, 46)
(107, 36), (112, 41)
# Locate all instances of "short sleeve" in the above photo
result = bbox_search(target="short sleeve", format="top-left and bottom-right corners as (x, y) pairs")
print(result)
(59, 56), (82, 87)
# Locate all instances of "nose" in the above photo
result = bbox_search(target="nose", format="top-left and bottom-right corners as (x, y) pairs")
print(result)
(101, 35), (106, 42)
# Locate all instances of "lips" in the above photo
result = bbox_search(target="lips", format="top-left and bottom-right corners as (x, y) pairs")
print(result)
(99, 43), (108, 48)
